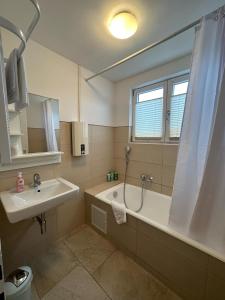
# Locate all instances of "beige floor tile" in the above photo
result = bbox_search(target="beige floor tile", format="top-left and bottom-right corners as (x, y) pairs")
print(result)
(42, 286), (76, 300)
(65, 225), (115, 273)
(42, 265), (110, 300)
(32, 284), (40, 300)
(165, 289), (183, 300)
(94, 250), (174, 300)
(32, 241), (79, 297)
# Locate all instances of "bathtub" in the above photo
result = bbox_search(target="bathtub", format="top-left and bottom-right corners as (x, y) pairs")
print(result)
(96, 182), (225, 263)
(97, 183), (171, 226)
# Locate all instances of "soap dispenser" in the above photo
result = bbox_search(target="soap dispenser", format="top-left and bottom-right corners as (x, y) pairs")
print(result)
(16, 172), (24, 193)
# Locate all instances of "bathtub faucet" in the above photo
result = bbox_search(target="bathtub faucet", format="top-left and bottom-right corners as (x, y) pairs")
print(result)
(140, 174), (154, 183)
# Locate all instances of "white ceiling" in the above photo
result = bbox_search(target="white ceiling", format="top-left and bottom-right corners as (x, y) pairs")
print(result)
(0, 0), (225, 81)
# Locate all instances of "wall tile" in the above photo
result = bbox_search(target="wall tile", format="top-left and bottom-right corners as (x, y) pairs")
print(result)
(114, 142), (126, 159)
(114, 126), (129, 143)
(60, 122), (72, 147)
(130, 143), (163, 165)
(162, 165), (176, 188)
(108, 216), (137, 255)
(208, 256), (225, 280)
(162, 186), (173, 196)
(137, 230), (207, 300)
(126, 176), (162, 193)
(57, 196), (85, 239)
(205, 273), (225, 300)
(137, 220), (209, 268)
(113, 127), (178, 194)
(91, 125), (114, 144)
(162, 145), (178, 167)
(128, 161), (162, 184)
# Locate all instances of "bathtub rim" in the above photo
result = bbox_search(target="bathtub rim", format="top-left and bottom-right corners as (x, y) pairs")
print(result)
(95, 182), (225, 264)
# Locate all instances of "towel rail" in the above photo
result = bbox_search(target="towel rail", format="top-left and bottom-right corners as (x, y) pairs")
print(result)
(17, 0), (41, 58)
(0, 16), (26, 53)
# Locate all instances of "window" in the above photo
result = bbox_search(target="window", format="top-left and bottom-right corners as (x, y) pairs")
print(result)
(132, 74), (189, 143)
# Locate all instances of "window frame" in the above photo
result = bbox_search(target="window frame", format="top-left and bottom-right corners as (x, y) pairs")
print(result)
(131, 73), (189, 144)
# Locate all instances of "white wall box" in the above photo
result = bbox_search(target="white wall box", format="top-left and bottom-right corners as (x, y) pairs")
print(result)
(72, 121), (89, 156)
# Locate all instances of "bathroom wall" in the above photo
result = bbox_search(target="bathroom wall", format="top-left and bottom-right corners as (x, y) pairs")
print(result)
(0, 31), (115, 273)
(79, 67), (115, 126)
(0, 29), (191, 273)
(1, 29), (115, 126)
(114, 55), (191, 195)
(0, 123), (114, 274)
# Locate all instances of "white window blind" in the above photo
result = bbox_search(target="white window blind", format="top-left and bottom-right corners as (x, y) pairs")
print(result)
(132, 74), (189, 142)
(135, 87), (164, 139)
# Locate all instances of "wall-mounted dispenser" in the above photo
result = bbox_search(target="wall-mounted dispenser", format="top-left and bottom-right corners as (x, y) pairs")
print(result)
(72, 121), (89, 156)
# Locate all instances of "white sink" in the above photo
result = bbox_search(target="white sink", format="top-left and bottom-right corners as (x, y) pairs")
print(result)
(0, 177), (79, 223)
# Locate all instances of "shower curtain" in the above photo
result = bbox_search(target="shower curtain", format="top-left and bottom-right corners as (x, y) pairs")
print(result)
(43, 99), (58, 152)
(169, 6), (225, 252)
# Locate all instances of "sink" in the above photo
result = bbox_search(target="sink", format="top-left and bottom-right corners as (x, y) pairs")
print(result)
(0, 177), (79, 223)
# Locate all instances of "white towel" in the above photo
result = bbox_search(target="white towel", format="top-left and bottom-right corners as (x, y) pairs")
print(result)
(111, 201), (127, 224)
(5, 49), (29, 111)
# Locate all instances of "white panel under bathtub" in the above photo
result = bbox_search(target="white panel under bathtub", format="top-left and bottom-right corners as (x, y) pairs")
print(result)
(91, 205), (107, 234)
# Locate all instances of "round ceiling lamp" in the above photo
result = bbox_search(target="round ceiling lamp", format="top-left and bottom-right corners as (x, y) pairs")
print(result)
(108, 11), (138, 39)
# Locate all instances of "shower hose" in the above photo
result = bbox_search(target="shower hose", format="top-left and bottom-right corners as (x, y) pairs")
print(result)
(123, 158), (144, 213)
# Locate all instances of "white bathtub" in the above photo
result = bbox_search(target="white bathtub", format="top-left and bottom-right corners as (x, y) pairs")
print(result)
(96, 182), (225, 263)
(97, 183), (171, 226)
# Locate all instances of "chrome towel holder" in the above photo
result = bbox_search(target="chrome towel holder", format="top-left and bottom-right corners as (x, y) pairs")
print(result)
(0, 0), (40, 59)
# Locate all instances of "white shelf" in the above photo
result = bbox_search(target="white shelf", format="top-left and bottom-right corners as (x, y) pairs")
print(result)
(11, 151), (64, 159)
(0, 151), (63, 171)
(8, 109), (18, 113)
(9, 132), (23, 136)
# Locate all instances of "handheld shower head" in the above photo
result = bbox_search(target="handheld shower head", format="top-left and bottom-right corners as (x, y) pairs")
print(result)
(125, 145), (131, 154)
(125, 145), (131, 164)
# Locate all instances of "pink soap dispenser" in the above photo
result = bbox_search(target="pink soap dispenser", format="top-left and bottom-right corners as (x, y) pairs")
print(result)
(16, 172), (25, 193)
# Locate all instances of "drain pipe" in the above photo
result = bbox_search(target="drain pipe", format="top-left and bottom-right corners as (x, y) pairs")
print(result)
(35, 213), (47, 234)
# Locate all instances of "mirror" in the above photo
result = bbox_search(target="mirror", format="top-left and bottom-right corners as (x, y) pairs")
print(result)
(8, 93), (60, 156)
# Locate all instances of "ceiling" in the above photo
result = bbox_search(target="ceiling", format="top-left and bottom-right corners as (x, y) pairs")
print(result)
(0, 0), (225, 81)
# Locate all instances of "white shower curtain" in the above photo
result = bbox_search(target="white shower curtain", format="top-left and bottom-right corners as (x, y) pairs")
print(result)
(169, 6), (225, 252)
(43, 99), (58, 152)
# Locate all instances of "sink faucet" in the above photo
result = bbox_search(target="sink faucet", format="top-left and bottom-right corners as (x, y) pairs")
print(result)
(33, 173), (41, 192)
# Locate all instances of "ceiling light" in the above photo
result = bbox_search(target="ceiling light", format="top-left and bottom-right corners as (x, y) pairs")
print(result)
(108, 12), (138, 39)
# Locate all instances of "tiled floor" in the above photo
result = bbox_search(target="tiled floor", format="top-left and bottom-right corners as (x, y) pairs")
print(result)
(32, 225), (182, 300)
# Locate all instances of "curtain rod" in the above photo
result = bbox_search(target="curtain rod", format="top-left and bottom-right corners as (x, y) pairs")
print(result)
(85, 18), (201, 82)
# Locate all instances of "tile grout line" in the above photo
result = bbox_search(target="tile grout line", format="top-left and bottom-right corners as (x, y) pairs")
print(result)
(79, 249), (117, 300)
(64, 235), (117, 300)
(36, 240), (82, 299)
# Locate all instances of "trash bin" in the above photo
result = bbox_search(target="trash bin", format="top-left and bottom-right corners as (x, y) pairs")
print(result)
(4, 266), (33, 300)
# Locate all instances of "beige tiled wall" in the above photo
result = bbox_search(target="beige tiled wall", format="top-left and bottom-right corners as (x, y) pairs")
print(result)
(0, 123), (178, 274)
(0, 122), (115, 274)
(114, 126), (178, 195)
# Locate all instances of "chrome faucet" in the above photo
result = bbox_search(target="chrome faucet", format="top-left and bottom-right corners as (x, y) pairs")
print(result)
(33, 173), (41, 191)
(140, 174), (154, 182)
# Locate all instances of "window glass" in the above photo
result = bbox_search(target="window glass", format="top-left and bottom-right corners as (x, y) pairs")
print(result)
(132, 74), (189, 142)
(138, 88), (164, 102)
(169, 80), (188, 138)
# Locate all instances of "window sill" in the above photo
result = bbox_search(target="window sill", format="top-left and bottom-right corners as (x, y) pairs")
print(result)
(130, 140), (179, 146)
